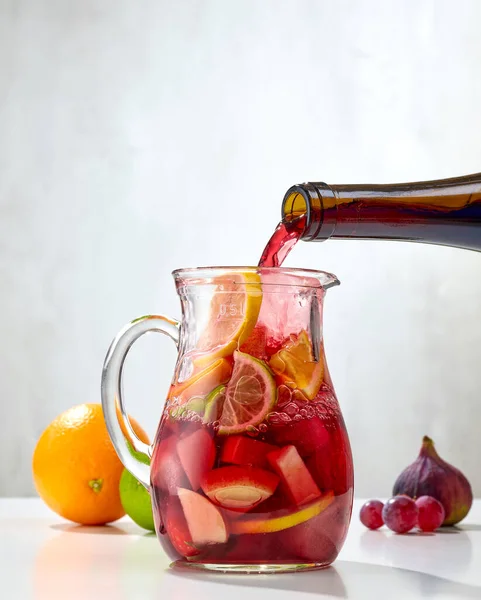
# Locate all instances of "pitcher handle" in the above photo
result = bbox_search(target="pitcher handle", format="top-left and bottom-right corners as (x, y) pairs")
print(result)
(101, 315), (180, 490)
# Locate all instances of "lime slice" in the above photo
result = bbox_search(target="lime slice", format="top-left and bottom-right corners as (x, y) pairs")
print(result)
(184, 396), (205, 415)
(218, 351), (276, 435)
(203, 385), (226, 424)
(195, 272), (262, 367)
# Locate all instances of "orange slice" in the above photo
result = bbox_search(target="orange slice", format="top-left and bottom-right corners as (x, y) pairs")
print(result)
(169, 359), (232, 406)
(218, 351), (276, 435)
(194, 272), (262, 367)
(269, 330), (324, 400)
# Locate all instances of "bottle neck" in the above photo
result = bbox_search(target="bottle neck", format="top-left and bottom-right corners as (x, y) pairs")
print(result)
(281, 173), (481, 250)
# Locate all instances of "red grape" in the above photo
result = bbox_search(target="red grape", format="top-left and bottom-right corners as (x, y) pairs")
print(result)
(382, 496), (418, 534)
(415, 496), (445, 532)
(360, 500), (384, 530)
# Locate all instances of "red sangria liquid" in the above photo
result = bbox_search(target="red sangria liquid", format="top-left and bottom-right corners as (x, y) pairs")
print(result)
(150, 226), (353, 572)
(258, 214), (306, 268)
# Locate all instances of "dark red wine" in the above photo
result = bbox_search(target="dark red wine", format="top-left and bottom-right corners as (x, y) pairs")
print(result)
(259, 215), (306, 267)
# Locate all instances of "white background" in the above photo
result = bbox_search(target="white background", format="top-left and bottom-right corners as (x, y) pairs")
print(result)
(1, 0), (480, 497)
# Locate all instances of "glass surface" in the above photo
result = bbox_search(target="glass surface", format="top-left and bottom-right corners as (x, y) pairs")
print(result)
(152, 267), (352, 571)
(102, 267), (352, 573)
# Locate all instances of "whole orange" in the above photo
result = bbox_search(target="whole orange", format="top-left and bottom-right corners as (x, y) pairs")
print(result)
(32, 403), (150, 525)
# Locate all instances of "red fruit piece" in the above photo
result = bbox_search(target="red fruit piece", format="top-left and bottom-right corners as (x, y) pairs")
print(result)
(239, 323), (283, 361)
(178, 488), (228, 545)
(270, 417), (330, 458)
(382, 496), (418, 534)
(306, 426), (353, 495)
(267, 445), (321, 506)
(239, 324), (269, 361)
(151, 436), (187, 494)
(177, 427), (216, 490)
(201, 465), (279, 510)
(221, 435), (278, 469)
(165, 499), (200, 558)
(359, 500), (384, 530)
(305, 449), (333, 493)
(416, 496), (445, 532)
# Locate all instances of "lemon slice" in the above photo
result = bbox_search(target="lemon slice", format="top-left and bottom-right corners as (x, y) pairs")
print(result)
(195, 272), (262, 367)
(231, 491), (334, 534)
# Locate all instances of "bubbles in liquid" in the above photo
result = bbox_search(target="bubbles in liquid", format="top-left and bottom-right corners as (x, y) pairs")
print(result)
(305, 405), (315, 418)
(284, 403), (299, 416)
(277, 385), (292, 408)
(166, 381), (341, 433)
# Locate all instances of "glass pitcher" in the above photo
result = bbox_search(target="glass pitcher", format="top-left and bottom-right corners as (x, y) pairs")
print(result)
(101, 266), (353, 573)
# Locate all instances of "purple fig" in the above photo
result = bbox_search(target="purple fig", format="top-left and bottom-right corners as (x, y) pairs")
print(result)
(393, 436), (472, 526)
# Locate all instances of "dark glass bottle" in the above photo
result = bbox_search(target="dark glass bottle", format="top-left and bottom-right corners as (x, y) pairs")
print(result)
(281, 173), (481, 251)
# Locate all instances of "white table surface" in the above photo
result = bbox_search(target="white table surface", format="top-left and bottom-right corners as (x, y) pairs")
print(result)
(0, 498), (479, 600)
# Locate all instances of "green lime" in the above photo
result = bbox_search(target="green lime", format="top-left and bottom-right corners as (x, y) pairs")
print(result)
(184, 396), (206, 415)
(119, 445), (155, 531)
(203, 385), (226, 423)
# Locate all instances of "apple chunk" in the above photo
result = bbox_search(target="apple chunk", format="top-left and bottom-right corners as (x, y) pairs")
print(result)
(201, 466), (279, 510)
(151, 436), (187, 493)
(165, 499), (200, 558)
(177, 427), (216, 490)
(267, 445), (321, 506)
(178, 488), (228, 545)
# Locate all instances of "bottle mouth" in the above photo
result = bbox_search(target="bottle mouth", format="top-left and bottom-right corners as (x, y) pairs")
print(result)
(281, 182), (334, 241)
(172, 266), (340, 290)
(282, 187), (310, 224)
(281, 184), (324, 241)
